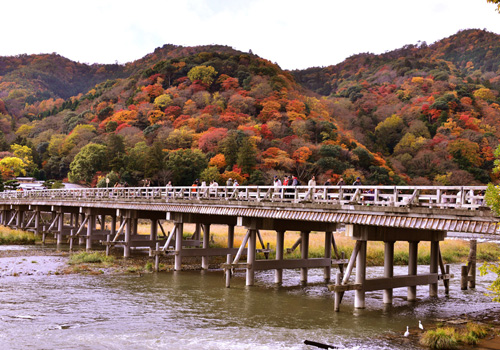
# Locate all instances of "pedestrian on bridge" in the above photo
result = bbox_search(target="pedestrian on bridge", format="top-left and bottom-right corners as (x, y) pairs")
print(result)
(308, 176), (316, 187)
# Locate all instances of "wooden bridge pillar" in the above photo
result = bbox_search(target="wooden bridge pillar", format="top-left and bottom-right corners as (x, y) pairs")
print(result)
(57, 211), (64, 245)
(408, 241), (419, 302)
(324, 231), (332, 283)
(430, 241), (439, 297)
(355, 240), (367, 309)
(16, 208), (24, 228)
(150, 218), (158, 257)
(78, 214), (86, 245)
(300, 231), (310, 284)
(246, 229), (257, 286)
(86, 214), (94, 251)
(124, 217), (131, 258)
(383, 241), (394, 304)
(275, 230), (285, 284)
(174, 221), (184, 270)
(202, 223), (210, 269)
(193, 223), (201, 241)
(34, 210), (41, 235)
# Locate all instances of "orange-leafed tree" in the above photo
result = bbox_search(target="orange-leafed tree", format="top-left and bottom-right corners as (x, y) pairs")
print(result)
(261, 147), (294, 170)
(209, 153), (227, 170)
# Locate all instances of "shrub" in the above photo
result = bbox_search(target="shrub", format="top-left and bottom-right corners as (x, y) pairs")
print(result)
(420, 327), (458, 349)
(69, 252), (114, 265)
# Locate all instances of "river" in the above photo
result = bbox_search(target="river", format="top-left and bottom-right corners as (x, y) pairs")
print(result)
(0, 247), (499, 350)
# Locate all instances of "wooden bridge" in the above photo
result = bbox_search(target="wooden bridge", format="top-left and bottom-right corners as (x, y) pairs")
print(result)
(0, 185), (497, 310)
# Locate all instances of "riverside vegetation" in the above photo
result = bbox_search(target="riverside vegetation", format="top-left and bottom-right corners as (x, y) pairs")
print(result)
(2, 224), (500, 270)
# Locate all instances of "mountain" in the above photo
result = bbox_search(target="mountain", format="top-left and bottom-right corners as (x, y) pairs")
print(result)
(292, 29), (500, 185)
(0, 29), (498, 188)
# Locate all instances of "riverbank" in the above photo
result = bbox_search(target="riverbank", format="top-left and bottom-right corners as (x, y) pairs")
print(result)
(2, 223), (500, 274)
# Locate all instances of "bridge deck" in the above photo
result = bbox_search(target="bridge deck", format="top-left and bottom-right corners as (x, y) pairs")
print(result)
(0, 185), (497, 235)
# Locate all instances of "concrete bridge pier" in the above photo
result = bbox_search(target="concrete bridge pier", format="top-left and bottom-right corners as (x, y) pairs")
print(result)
(174, 221), (184, 270)
(201, 223), (210, 269)
(16, 207), (25, 228)
(57, 210), (64, 245)
(86, 214), (95, 251)
(354, 240), (367, 309)
(330, 225), (447, 310)
(149, 218), (158, 257)
(383, 241), (394, 304)
(275, 230), (285, 284)
(430, 241), (439, 297)
(246, 229), (257, 286)
(408, 241), (419, 301)
(324, 231), (332, 283)
(34, 210), (40, 235)
(300, 231), (310, 284)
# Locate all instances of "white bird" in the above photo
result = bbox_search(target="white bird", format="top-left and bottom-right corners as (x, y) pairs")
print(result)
(404, 326), (410, 337)
(419, 320), (424, 330)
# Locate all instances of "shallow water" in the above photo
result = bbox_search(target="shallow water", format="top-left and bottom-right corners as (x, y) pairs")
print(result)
(0, 252), (498, 350)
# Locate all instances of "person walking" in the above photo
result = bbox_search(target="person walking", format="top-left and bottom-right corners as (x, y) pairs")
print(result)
(308, 176), (316, 187)
(352, 177), (362, 186)
(274, 175), (282, 187)
(226, 178), (233, 187)
(337, 177), (345, 186)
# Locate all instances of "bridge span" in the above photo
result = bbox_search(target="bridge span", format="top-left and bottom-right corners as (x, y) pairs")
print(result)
(0, 185), (497, 310)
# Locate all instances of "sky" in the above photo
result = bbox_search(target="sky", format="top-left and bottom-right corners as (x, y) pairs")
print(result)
(2, 0), (500, 70)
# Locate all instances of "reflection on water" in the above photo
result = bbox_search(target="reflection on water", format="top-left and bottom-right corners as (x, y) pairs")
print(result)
(0, 256), (498, 350)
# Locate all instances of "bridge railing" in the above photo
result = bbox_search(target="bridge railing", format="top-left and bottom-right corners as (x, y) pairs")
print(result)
(0, 185), (488, 210)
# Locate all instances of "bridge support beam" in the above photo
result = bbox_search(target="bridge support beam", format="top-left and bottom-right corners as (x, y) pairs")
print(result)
(174, 222), (184, 270)
(57, 211), (64, 245)
(202, 224), (210, 269)
(300, 231), (310, 284)
(383, 241), (394, 304)
(430, 241), (439, 297)
(275, 230), (285, 284)
(354, 240), (367, 309)
(86, 214), (94, 251)
(337, 224), (446, 309)
(408, 241), (419, 301)
(246, 229), (257, 286)
(324, 231), (332, 283)
(149, 218), (158, 257)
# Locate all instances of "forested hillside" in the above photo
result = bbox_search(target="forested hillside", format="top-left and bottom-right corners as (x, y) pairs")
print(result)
(0, 29), (498, 188)
(293, 29), (500, 185)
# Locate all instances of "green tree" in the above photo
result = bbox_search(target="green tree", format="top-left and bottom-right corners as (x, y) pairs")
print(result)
(96, 170), (120, 188)
(316, 144), (346, 174)
(374, 115), (405, 154)
(165, 149), (208, 186)
(123, 141), (149, 184)
(145, 141), (167, 181)
(200, 166), (222, 184)
(106, 134), (126, 172)
(187, 65), (218, 86)
(220, 130), (245, 169)
(237, 137), (257, 175)
(68, 143), (107, 184)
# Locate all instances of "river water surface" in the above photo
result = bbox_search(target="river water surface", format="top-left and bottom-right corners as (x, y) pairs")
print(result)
(0, 247), (499, 350)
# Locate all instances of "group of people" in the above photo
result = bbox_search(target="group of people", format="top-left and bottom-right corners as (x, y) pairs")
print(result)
(273, 175), (301, 187)
(274, 175), (361, 187)
(181, 175), (364, 190)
